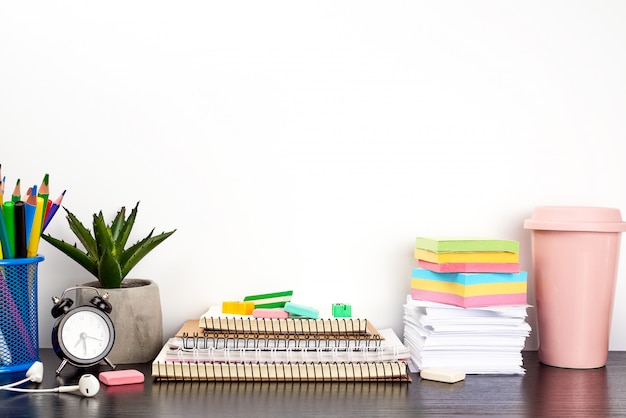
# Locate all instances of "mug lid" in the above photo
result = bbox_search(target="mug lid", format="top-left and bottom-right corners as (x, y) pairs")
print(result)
(523, 206), (626, 232)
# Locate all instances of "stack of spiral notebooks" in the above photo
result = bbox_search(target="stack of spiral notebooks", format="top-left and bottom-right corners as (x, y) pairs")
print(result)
(151, 308), (411, 382)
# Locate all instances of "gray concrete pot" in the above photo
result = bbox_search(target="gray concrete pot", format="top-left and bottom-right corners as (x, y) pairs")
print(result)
(77, 279), (163, 365)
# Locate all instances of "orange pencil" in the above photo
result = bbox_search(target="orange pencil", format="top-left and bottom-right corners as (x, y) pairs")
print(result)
(24, 185), (37, 247)
(23, 186), (32, 202)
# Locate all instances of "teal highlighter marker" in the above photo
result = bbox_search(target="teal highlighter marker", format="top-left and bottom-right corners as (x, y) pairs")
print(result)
(0, 207), (13, 259)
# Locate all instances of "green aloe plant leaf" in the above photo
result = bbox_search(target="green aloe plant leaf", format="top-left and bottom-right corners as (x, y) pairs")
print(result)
(93, 211), (115, 258)
(119, 229), (177, 279)
(64, 208), (99, 262)
(113, 202), (138, 256)
(41, 201), (176, 288)
(98, 248), (123, 288)
(40, 234), (99, 278)
(109, 206), (126, 246)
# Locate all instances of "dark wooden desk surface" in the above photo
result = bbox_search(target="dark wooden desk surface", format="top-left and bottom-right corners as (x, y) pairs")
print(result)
(1, 349), (625, 417)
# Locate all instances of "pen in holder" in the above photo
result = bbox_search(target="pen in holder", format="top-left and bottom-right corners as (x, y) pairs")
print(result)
(0, 255), (44, 374)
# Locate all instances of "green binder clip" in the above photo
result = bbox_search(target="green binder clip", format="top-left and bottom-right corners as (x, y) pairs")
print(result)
(332, 303), (352, 318)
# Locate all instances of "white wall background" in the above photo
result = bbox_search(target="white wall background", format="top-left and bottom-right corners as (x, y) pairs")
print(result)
(2, 1), (625, 351)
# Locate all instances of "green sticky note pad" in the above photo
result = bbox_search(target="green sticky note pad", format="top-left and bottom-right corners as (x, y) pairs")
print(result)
(332, 303), (352, 318)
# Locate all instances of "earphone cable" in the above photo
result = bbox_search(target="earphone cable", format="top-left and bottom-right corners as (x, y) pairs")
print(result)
(1, 387), (60, 394)
(0, 377), (33, 390)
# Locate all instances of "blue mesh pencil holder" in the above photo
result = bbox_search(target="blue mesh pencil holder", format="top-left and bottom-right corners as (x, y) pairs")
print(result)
(0, 255), (44, 374)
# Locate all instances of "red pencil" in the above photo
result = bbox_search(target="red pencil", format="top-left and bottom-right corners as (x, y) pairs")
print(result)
(44, 199), (52, 223)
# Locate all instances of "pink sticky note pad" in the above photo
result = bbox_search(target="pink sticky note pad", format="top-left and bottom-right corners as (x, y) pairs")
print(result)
(252, 308), (289, 319)
(99, 369), (145, 386)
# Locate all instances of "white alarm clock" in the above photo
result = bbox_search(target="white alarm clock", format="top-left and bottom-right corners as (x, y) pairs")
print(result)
(51, 286), (116, 374)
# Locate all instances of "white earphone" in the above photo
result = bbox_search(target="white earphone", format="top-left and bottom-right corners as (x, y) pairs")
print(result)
(0, 361), (100, 397)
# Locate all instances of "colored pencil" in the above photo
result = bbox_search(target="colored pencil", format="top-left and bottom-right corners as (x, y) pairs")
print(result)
(38, 173), (49, 227)
(11, 179), (21, 203)
(42, 190), (65, 232)
(44, 199), (52, 224)
(24, 186), (37, 248)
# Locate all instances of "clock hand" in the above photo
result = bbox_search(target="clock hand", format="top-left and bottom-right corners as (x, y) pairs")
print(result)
(85, 335), (103, 342)
(74, 333), (86, 349)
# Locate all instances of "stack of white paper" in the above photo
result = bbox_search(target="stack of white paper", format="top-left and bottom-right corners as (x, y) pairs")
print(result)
(403, 295), (530, 375)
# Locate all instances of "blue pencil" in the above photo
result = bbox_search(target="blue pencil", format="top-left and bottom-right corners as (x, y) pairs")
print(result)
(42, 190), (65, 233)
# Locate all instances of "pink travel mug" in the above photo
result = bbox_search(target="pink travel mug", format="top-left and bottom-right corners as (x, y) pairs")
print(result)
(524, 206), (626, 368)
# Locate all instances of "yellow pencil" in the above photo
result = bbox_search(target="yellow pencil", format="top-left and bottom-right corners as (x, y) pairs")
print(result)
(27, 196), (44, 258)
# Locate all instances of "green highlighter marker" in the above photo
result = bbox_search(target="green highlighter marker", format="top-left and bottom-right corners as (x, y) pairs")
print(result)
(3, 202), (16, 257)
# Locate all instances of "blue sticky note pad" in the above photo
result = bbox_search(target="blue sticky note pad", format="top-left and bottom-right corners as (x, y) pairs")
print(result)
(284, 302), (319, 319)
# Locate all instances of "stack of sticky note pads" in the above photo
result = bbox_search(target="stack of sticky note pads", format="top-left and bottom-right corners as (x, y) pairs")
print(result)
(404, 237), (530, 375)
(412, 237), (526, 308)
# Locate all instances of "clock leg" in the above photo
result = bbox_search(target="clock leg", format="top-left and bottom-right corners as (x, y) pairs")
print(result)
(103, 356), (116, 370)
(55, 359), (68, 375)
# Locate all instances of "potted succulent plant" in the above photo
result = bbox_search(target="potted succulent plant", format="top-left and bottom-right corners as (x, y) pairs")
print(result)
(42, 202), (176, 364)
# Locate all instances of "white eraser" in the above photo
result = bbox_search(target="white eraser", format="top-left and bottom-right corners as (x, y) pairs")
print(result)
(420, 367), (465, 384)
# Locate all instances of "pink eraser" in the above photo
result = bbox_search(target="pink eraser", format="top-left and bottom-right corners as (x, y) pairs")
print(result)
(252, 308), (289, 319)
(99, 369), (145, 386)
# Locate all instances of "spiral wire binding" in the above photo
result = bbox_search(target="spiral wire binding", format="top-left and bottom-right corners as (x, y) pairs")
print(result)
(181, 329), (383, 351)
(171, 338), (397, 364)
(200, 316), (369, 335)
(154, 359), (410, 383)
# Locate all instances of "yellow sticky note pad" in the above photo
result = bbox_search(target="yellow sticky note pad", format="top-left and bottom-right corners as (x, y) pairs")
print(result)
(222, 301), (255, 315)
(411, 278), (527, 296)
(414, 248), (519, 264)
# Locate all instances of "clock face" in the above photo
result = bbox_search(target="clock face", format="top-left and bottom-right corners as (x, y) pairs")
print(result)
(55, 306), (115, 364)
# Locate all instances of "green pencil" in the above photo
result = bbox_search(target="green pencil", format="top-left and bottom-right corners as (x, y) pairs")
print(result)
(11, 179), (21, 203)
